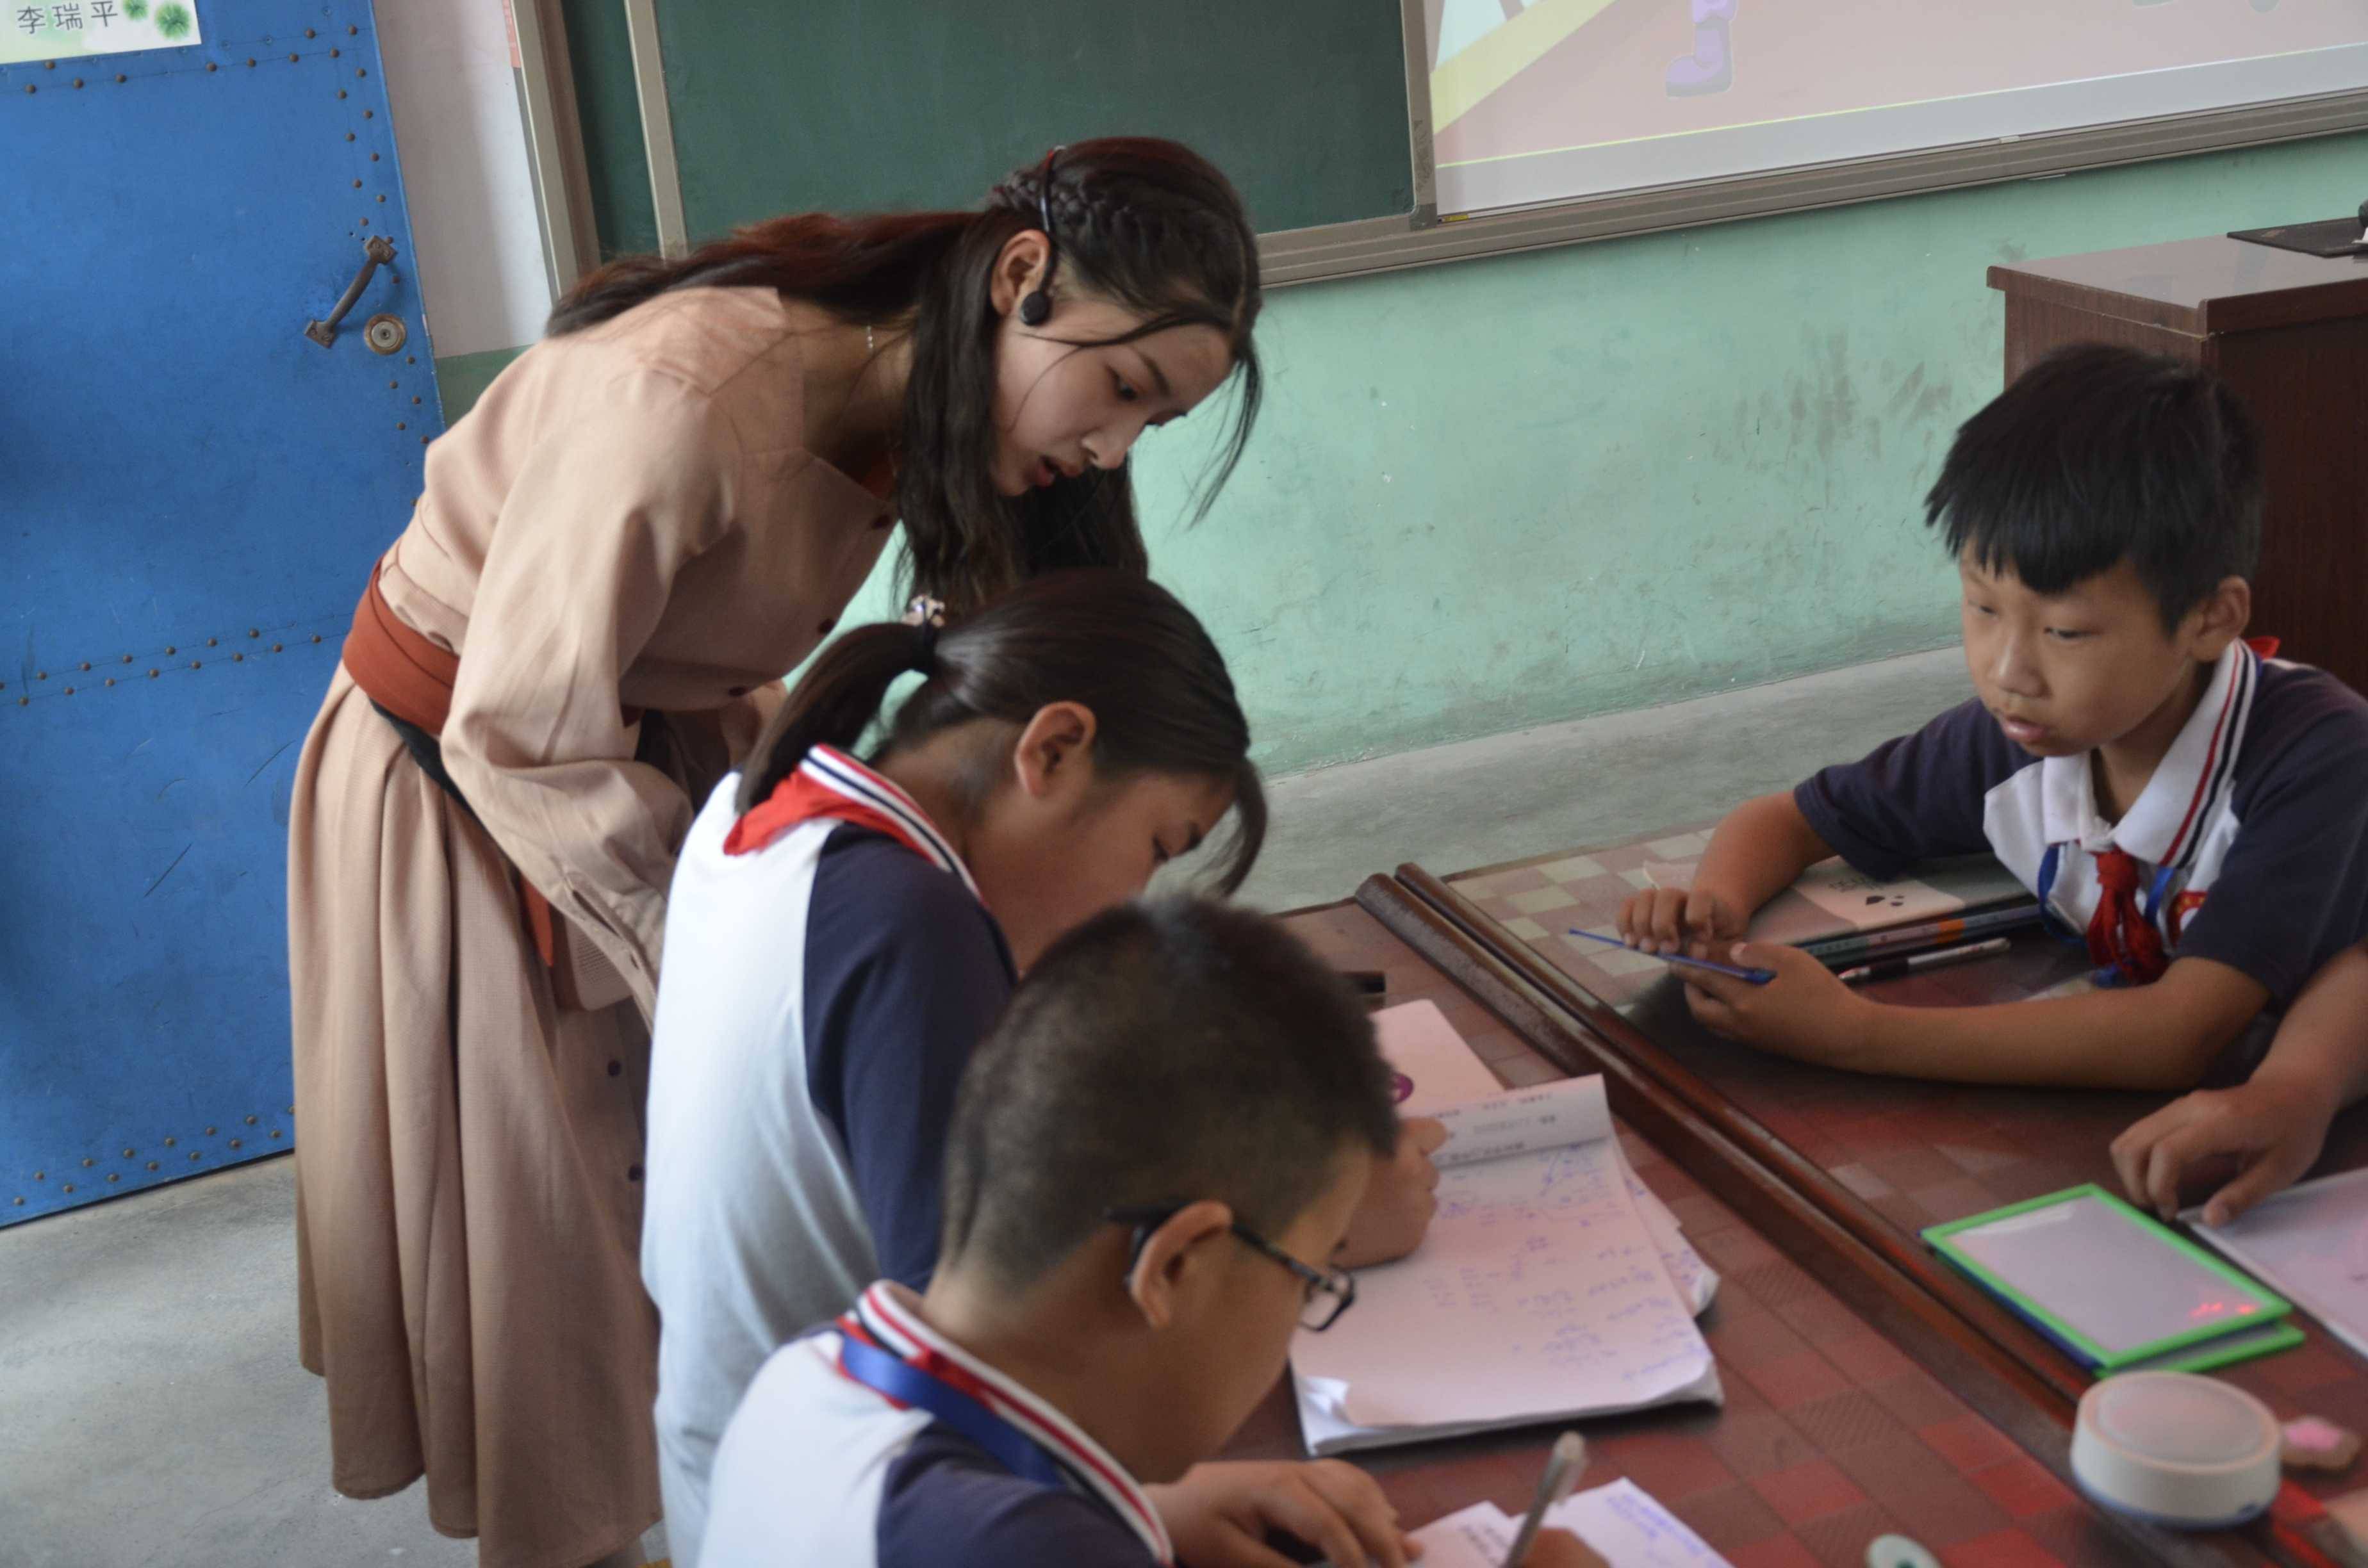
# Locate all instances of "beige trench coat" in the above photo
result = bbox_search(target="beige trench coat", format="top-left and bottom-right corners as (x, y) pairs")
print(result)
(287, 286), (891, 1568)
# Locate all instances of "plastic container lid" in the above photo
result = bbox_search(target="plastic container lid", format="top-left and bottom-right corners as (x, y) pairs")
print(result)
(2070, 1371), (2282, 1530)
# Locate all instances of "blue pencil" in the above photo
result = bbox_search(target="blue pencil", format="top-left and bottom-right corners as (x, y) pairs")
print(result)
(1565, 927), (1777, 985)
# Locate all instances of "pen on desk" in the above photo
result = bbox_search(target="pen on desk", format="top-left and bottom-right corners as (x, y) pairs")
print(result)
(1565, 927), (1777, 985)
(1835, 936), (2010, 986)
(1501, 1431), (1586, 1568)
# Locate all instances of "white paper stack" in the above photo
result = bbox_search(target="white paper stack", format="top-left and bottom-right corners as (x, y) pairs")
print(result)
(1293, 1004), (1723, 1456)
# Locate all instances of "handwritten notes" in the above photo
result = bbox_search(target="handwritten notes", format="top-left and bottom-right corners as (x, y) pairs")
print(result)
(1432, 1069), (1717, 1314)
(1294, 1029), (1722, 1453)
(1410, 1480), (1732, 1567)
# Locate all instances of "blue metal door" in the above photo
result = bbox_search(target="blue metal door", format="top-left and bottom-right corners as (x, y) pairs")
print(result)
(2, 0), (442, 1223)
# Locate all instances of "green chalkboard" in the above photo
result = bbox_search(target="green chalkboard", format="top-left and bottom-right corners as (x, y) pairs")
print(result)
(572, 0), (1413, 243)
(563, 0), (659, 261)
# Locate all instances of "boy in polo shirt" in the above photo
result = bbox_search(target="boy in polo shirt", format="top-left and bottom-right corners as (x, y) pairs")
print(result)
(698, 897), (1600, 1568)
(1618, 345), (2368, 1090)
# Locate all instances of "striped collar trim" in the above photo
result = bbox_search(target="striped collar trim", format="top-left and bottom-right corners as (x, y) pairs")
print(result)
(725, 745), (981, 899)
(2039, 640), (2258, 867)
(800, 747), (980, 898)
(846, 1282), (1172, 1564)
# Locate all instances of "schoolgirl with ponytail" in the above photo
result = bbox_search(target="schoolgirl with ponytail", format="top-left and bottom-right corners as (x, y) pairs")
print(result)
(287, 140), (1265, 1568)
(641, 569), (1259, 1564)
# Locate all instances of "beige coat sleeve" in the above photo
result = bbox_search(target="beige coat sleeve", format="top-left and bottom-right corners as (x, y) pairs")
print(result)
(441, 371), (738, 1020)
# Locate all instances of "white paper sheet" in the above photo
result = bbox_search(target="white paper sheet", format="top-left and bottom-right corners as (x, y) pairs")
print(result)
(2188, 1167), (2368, 1360)
(1377, 1000), (1508, 1115)
(1376, 1005), (1720, 1318)
(1408, 1480), (1732, 1567)
(1433, 1077), (1614, 1168)
(1431, 1079), (1718, 1316)
(1292, 1073), (1723, 1450)
(1787, 859), (1966, 925)
(1624, 1152), (1718, 1316)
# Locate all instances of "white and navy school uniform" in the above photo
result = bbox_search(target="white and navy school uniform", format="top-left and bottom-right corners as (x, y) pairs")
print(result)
(641, 747), (1015, 1568)
(701, 1282), (1174, 1568)
(1796, 640), (2368, 1000)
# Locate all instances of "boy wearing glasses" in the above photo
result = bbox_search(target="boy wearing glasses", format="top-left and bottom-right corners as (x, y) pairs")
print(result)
(698, 897), (1599, 1567)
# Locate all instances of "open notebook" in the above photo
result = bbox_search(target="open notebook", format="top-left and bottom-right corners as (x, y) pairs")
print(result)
(1292, 1004), (1722, 1455)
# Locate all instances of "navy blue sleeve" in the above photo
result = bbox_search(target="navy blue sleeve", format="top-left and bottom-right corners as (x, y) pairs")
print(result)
(803, 829), (1017, 1292)
(1793, 698), (2023, 882)
(2176, 673), (2368, 1005)
(877, 1429), (1156, 1568)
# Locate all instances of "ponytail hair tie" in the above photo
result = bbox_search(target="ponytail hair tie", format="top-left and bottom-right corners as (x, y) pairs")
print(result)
(901, 596), (948, 674)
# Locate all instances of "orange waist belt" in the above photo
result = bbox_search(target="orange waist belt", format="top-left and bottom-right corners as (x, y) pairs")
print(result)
(341, 568), (636, 1006)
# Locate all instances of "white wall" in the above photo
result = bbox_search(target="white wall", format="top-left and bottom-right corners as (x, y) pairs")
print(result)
(377, 0), (550, 359)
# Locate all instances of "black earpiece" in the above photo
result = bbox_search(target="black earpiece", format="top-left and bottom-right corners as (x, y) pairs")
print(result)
(1017, 145), (1063, 328)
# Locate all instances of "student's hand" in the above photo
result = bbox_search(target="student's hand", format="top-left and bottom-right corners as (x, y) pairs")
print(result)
(1336, 1118), (1446, 1270)
(2111, 1075), (2337, 1226)
(1147, 1459), (1419, 1568)
(1678, 943), (1873, 1068)
(1616, 883), (1748, 958)
(1517, 1530), (1609, 1568)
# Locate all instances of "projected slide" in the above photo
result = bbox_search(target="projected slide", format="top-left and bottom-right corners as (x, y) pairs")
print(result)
(1425, 0), (2368, 215)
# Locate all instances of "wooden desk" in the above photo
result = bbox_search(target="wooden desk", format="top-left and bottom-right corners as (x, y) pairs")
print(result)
(1231, 898), (2174, 1567)
(1989, 236), (2368, 696)
(1361, 829), (2368, 1564)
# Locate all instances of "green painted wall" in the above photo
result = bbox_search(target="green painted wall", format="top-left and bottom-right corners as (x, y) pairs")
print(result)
(437, 133), (2368, 776)
(432, 345), (526, 425)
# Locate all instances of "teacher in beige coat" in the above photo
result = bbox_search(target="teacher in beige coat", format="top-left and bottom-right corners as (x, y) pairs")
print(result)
(286, 138), (1264, 1568)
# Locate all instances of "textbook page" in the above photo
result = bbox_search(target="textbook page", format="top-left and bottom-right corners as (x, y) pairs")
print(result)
(1294, 1075), (1722, 1454)
(1410, 1480), (1731, 1567)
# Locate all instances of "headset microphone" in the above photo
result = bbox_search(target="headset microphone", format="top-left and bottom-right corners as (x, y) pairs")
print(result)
(1017, 145), (1063, 327)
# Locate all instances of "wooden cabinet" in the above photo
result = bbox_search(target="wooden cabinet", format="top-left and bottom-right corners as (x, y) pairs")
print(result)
(1991, 237), (2368, 694)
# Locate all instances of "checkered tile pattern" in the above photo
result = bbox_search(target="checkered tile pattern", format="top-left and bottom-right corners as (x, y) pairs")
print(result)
(1221, 902), (2157, 1566)
(1454, 831), (1723, 1013)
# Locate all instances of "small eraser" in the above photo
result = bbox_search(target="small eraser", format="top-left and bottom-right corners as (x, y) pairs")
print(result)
(2282, 1416), (2362, 1472)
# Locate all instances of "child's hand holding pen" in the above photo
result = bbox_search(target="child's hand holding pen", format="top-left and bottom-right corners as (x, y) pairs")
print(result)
(1616, 879), (1747, 958)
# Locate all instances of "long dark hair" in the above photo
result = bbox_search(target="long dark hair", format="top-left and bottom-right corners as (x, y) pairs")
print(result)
(548, 138), (1263, 614)
(735, 571), (1266, 893)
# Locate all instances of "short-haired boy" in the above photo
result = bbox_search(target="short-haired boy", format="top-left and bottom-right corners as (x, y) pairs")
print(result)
(698, 897), (1599, 1567)
(1620, 345), (2368, 1090)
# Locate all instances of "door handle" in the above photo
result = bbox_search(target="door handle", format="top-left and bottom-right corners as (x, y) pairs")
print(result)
(304, 236), (399, 348)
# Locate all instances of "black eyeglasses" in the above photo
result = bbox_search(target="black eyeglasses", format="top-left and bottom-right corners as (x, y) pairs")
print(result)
(1105, 1203), (1358, 1332)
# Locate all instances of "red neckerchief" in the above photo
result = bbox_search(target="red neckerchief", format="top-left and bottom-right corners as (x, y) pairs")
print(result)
(2078, 635), (2279, 984)
(722, 745), (979, 899)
